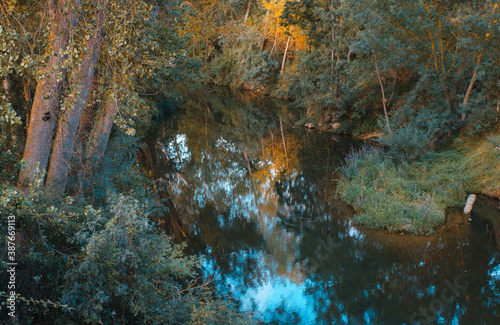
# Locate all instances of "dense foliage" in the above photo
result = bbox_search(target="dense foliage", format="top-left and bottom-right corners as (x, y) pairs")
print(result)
(0, 184), (254, 324)
(185, 0), (499, 136)
(0, 0), (250, 323)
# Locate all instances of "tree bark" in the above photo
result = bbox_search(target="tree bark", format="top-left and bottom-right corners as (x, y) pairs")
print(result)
(76, 70), (100, 144)
(373, 53), (392, 133)
(280, 26), (292, 74)
(46, 1), (107, 194)
(2, 74), (11, 95)
(260, 10), (269, 50)
(84, 97), (119, 171)
(23, 78), (31, 103)
(18, 0), (73, 190)
(243, 0), (252, 24)
(461, 56), (481, 122)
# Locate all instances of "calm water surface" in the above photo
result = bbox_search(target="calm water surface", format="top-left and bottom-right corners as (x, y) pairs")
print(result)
(148, 89), (500, 324)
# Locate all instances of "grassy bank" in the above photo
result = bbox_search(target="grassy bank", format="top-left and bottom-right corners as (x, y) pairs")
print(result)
(336, 135), (500, 235)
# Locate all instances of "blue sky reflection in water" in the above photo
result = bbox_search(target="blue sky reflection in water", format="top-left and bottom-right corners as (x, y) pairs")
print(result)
(148, 90), (500, 324)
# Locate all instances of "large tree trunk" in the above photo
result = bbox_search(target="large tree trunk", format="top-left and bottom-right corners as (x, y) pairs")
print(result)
(18, 0), (73, 190)
(46, 2), (107, 194)
(84, 97), (119, 171)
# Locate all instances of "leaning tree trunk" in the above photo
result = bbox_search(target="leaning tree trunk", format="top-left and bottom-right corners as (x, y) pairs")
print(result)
(18, 0), (72, 190)
(260, 10), (269, 50)
(280, 26), (292, 74)
(46, 2), (107, 194)
(461, 56), (481, 122)
(84, 97), (119, 171)
(373, 52), (392, 134)
(268, 19), (279, 59)
(243, 0), (252, 24)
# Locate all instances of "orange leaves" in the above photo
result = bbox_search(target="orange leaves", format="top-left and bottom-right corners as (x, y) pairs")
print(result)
(260, 0), (287, 19)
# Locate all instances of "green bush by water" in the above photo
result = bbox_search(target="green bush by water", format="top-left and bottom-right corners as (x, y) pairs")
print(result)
(376, 125), (432, 163)
(337, 138), (500, 235)
(0, 131), (257, 324)
(0, 187), (255, 324)
(338, 146), (446, 235)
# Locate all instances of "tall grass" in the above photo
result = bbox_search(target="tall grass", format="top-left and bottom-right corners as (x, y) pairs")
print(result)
(336, 137), (500, 235)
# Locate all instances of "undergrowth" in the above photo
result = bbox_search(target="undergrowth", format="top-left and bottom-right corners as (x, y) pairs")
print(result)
(0, 131), (257, 324)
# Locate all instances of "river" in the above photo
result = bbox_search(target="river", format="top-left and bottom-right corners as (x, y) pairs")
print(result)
(144, 88), (500, 324)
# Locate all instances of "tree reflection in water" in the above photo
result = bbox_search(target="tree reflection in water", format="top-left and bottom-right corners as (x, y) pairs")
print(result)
(142, 88), (500, 324)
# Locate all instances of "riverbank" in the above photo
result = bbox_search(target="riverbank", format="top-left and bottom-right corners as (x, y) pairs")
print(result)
(335, 132), (500, 235)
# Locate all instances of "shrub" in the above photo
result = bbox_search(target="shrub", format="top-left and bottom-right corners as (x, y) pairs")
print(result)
(337, 136), (500, 235)
(0, 188), (255, 324)
(337, 146), (447, 235)
(0, 185), (104, 324)
(377, 125), (432, 163)
(62, 194), (196, 323)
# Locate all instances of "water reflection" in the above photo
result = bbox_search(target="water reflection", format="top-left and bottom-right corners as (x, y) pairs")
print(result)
(146, 88), (500, 324)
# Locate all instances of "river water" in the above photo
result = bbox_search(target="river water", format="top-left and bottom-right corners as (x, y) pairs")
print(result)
(147, 89), (500, 324)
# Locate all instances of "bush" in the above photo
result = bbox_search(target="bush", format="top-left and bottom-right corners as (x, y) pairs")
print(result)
(337, 146), (446, 235)
(337, 136), (500, 234)
(377, 125), (432, 163)
(0, 187), (255, 324)
(0, 185), (104, 324)
(62, 194), (195, 323)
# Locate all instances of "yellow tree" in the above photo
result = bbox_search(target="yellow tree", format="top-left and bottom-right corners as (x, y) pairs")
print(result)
(261, 0), (287, 59)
